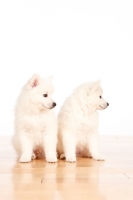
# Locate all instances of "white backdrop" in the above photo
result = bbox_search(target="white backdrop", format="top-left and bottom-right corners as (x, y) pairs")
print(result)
(0, 0), (133, 135)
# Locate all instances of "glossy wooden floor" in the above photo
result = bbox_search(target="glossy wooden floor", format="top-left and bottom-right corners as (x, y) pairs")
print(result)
(0, 136), (133, 200)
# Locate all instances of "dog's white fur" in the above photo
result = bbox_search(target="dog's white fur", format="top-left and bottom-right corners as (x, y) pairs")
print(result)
(57, 80), (109, 162)
(12, 74), (58, 163)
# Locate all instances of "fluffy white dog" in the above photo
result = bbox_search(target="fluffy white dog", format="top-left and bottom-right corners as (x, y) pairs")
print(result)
(57, 80), (109, 162)
(12, 74), (58, 163)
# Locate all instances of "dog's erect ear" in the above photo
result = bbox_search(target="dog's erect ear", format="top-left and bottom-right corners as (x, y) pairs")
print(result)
(90, 80), (100, 93)
(29, 74), (40, 88)
(47, 75), (54, 82)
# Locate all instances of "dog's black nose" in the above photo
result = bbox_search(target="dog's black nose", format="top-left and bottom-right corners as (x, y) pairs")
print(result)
(107, 102), (109, 106)
(53, 102), (56, 107)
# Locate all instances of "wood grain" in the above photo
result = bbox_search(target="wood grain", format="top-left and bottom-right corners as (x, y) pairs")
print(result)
(0, 136), (133, 200)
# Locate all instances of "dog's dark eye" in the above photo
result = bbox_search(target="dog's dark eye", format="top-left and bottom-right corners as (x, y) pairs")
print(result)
(43, 94), (48, 97)
(99, 96), (102, 98)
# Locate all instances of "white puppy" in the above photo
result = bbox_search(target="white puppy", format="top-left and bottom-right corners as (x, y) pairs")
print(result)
(57, 80), (109, 162)
(12, 74), (58, 163)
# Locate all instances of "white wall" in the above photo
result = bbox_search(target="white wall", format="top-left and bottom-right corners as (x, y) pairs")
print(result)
(0, 0), (133, 135)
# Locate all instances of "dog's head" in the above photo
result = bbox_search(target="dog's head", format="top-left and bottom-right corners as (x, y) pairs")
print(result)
(87, 80), (109, 111)
(27, 74), (56, 110)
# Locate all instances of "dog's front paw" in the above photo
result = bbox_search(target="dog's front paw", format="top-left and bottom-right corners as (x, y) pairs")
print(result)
(31, 153), (36, 160)
(92, 153), (105, 161)
(66, 155), (76, 163)
(19, 154), (31, 163)
(46, 156), (58, 163)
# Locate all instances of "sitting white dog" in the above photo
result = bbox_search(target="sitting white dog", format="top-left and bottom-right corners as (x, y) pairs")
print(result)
(12, 74), (58, 163)
(57, 80), (109, 162)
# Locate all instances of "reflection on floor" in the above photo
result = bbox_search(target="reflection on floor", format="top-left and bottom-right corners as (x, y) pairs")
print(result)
(0, 136), (133, 200)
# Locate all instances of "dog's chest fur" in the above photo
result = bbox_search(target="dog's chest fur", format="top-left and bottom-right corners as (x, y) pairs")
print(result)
(23, 114), (47, 132)
(16, 110), (55, 134)
(74, 112), (99, 145)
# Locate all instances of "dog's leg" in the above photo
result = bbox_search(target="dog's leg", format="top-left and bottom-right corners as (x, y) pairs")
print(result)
(43, 136), (57, 163)
(63, 133), (76, 162)
(87, 133), (104, 161)
(19, 135), (33, 163)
